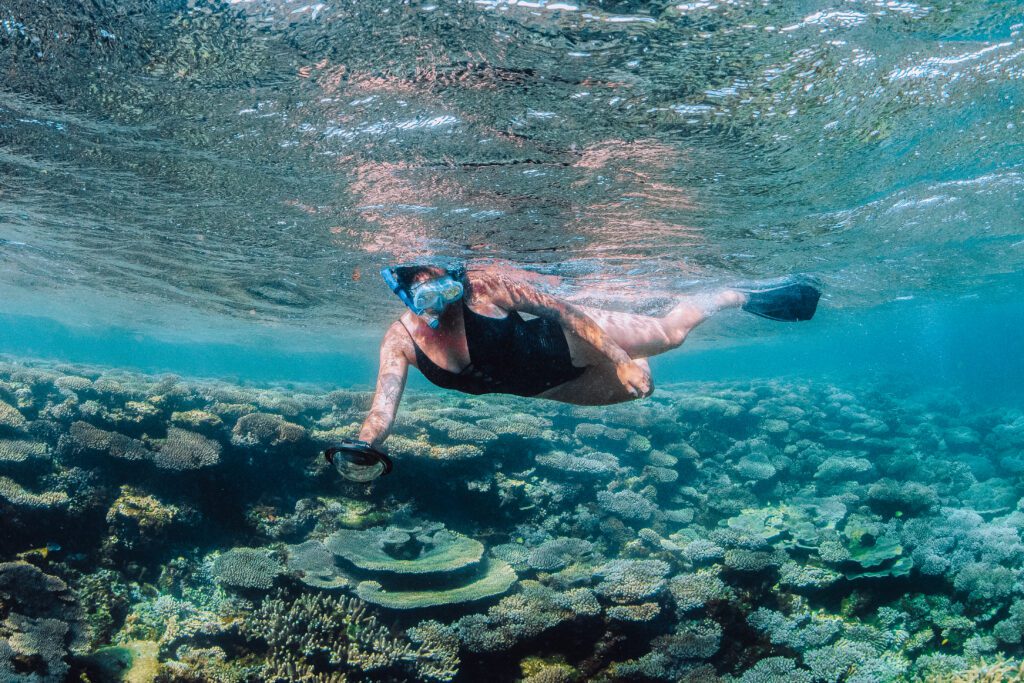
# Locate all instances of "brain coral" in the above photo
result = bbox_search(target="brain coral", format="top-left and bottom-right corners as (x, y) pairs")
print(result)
(153, 428), (221, 471)
(212, 547), (282, 590)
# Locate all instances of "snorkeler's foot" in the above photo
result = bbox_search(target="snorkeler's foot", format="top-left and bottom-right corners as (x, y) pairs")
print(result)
(739, 275), (821, 322)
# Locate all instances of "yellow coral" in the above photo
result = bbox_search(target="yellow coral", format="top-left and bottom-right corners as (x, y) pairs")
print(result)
(931, 657), (1024, 683)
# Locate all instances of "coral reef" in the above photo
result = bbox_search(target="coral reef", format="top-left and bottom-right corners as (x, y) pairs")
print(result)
(1, 359), (1024, 681)
(212, 547), (283, 590)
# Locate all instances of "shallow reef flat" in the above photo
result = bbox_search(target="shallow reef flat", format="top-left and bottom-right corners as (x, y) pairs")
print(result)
(1, 356), (1023, 681)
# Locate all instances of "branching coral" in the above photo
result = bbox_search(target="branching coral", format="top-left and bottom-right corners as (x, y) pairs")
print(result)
(454, 581), (600, 653)
(245, 590), (451, 681)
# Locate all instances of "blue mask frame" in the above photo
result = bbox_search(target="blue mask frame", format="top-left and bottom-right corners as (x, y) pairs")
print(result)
(381, 264), (467, 327)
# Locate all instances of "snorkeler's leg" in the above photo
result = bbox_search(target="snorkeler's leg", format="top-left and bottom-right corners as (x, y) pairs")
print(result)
(536, 358), (651, 406)
(570, 289), (746, 359)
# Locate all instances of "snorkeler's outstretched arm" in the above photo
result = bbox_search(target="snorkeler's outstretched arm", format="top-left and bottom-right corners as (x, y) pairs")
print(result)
(475, 272), (652, 397)
(357, 322), (413, 448)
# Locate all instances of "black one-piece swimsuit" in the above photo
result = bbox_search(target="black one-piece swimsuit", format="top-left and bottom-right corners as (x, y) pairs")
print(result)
(411, 300), (586, 397)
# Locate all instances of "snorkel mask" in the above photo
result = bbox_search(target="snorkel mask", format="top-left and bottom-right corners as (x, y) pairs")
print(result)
(381, 264), (466, 328)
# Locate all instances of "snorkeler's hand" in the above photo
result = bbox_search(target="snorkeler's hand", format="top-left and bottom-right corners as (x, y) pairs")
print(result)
(616, 361), (652, 398)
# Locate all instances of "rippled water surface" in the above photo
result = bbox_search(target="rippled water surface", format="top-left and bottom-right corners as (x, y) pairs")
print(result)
(1, 0), (1021, 340)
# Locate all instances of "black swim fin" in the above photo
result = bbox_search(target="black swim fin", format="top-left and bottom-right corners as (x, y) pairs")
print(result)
(740, 276), (821, 322)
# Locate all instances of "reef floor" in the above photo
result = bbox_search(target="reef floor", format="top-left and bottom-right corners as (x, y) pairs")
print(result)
(1, 356), (1023, 682)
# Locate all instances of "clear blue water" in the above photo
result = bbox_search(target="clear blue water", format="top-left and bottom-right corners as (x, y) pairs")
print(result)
(2, 1), (1024, 681)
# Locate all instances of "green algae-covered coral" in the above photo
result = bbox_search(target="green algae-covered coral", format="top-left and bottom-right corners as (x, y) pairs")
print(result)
(325, 525), (484, 574)
(284, 540), (349, 590)
(356, 559), (517, 609)
(326, 523), (517, 609)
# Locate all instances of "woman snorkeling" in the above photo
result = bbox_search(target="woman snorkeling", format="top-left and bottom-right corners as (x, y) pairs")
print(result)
(326, 262), (820, 482)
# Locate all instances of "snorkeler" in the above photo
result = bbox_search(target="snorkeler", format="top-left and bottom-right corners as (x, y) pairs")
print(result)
(327, 263), (820, 481)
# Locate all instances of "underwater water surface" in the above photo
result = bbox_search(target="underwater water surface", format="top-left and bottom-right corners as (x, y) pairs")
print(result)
(1, 0), (1024, 681)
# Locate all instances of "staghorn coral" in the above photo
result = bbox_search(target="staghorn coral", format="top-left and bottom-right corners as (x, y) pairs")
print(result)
(747, 608), (842, 651)
(0, 562), (86, 682)
(432, 417), (498, 443)
(212, 547), (283, 590)
(477, 413), (551, 438)
(607, 602), (661, 622)
(607, 619), (723, 680)
(738, 656), (814, 683)
(153, 427), (222, 470)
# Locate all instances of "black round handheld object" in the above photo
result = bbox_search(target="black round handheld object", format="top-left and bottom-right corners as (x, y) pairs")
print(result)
(324, 439), (393, 483)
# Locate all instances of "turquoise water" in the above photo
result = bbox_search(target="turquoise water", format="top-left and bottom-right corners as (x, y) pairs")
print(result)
(2, 0), (1024, 681)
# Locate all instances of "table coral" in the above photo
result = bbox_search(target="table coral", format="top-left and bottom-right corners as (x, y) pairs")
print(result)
(594, 558), (670, 603)
(153, 427), (221, 470)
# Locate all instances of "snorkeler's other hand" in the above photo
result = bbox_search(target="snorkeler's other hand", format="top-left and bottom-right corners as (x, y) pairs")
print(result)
(617, 361), (652, 398)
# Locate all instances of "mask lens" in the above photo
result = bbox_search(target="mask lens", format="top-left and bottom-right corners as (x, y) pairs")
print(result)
(335, 455), (386, 482)
(325, 442), (392, 482)
(412, 285), (442, 311)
